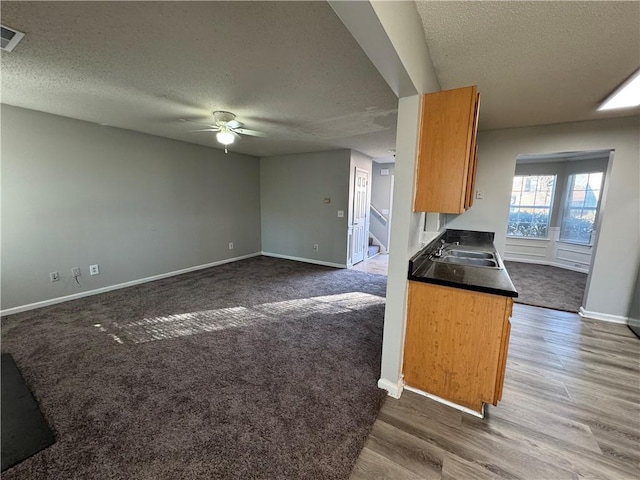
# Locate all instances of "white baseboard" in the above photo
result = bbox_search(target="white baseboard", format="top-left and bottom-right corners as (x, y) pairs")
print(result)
(260, 251), (346, 269)
(377, 377), (404, 399)
(503, 256), (589, 274)
(579, 307), (628, 324)
(0, 252), (262, 317)
(403, 385), (484, 418)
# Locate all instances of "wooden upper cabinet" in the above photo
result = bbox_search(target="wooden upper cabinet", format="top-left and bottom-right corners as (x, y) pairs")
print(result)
(414, 85), (480, 214)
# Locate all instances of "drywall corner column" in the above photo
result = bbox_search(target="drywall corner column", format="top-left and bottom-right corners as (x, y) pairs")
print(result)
(368, 0), (441, 94)
(378, 95), (423, 396)
(328, 0), (416, 97)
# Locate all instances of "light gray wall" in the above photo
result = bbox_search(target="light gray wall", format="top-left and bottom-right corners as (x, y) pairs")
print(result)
(1, 105), (261, 311)
(260, 150), (350, 266)
(370, 163), (395, 248)
(447, 116), (640, 319)
(514, 157), (609, 227)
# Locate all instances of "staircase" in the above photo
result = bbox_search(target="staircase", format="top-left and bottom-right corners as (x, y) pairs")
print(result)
(367, 236), (380, 258)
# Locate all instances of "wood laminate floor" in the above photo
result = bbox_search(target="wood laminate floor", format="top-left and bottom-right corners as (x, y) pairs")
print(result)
(351, 254), (389, 276)
(351, 304), (640, 479)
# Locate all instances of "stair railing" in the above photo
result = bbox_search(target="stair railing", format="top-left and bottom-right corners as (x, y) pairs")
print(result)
(370, 204), (388, 225)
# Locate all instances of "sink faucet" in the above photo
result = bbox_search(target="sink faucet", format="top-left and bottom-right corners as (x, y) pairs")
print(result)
(434, 239), (459, 257)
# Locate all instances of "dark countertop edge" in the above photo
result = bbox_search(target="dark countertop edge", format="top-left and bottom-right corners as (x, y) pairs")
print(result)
(408, 275), (519, 298)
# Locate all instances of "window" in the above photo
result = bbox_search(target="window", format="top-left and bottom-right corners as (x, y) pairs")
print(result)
(508, 175), (556, 238)
(560, 172), (604, 245)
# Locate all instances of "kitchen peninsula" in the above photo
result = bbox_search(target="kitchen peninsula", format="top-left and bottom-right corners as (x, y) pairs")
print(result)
(404, 229), (518, 416)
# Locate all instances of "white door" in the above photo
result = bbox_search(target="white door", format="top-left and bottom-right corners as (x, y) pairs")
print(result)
(351, 168), (369, 265)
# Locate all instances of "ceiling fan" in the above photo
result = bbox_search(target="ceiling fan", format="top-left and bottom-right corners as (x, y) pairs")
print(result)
(180, 111), (266, 153)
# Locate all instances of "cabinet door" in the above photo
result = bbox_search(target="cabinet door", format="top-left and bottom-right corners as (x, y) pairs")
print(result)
(404, 282), (510, 413)
(493, 299), (513, 404)
(414, 86), (478, 214)
(464, 94), (480, 209)
(464, 142), (478, 209)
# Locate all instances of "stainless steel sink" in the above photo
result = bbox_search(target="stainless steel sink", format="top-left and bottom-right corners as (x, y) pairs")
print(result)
(436, 256), (499, 268)
(431, 248), (502, 269)
(447, 250), (494, 259)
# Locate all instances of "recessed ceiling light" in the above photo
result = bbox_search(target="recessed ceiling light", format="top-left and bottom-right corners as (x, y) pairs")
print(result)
(598, 68), (640, 111)
(1, 24), (25, 52)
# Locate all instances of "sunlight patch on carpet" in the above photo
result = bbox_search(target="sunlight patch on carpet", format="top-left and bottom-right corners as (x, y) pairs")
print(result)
(95, 292), (385, 344)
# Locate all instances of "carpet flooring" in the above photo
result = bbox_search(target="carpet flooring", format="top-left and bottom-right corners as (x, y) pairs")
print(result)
(1, 256), (388, 479)
(504, 261), (588, 313)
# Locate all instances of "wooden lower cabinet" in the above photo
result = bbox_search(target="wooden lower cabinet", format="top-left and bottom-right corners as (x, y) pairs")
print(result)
(403, 281), (513, 413)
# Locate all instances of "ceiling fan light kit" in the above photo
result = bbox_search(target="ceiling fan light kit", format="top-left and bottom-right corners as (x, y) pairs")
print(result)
(182, 110), (266, 154)
(216, 130), (235, 145)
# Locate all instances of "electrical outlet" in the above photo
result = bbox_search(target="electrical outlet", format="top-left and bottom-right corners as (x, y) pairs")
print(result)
(313, 244), (319, 251)
(72, 267), (81, 277)
(50, 272), (60, 282)
(89, 264), (100, 275)
(229, 242), (234, 250)
(337, 210), (344, 218)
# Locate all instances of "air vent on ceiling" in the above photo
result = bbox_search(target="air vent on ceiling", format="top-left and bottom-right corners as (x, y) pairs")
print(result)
(1, 25), (25, 52)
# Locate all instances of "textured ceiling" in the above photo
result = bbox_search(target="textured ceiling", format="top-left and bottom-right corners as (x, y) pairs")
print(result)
(2, 2), (639, 159)
(416, 1), (640, 130)
(0, 1), (398, 159)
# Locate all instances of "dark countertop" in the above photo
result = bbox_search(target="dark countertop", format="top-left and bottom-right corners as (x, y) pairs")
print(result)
(409, 229), (518, 298)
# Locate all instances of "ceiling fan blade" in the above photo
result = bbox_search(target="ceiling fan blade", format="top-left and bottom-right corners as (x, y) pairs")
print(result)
(227, 120), (244, 129)
(234, 128), (267, 137)
(189, 128), (220, 132)
(180, 118), (217, 128)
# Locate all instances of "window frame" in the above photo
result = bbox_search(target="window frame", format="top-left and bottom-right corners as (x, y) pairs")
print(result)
(559, 171), (604, 246)
(507, 174), (557, 239)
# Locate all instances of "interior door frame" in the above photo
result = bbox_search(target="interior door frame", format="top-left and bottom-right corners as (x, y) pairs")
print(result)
(351, 167), (370, 266)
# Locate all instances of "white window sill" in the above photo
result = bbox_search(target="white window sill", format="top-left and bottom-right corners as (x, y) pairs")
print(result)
(557, 240), (593, 248)
(506, 236), (551, 242)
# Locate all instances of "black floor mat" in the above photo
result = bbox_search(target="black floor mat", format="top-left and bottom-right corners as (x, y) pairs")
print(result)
(1, 353), (55, 472)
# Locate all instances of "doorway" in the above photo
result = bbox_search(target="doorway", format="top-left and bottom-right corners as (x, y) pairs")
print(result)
(503, 149), (611, 313)
(368, 162), (395, 253)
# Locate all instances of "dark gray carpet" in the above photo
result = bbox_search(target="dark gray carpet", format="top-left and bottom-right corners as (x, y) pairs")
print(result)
(504, 261), (587, 313)
(1, 354), (55, 472)
(1, 256), (387, 479)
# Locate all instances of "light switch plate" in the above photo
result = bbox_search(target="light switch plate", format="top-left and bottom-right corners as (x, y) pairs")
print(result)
(475, 190), (484, 200)
(337, 210), (344, 218)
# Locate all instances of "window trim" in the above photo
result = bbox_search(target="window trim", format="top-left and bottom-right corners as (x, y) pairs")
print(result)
(558, 171), (604, 246)
(507, 174), (557, 239)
